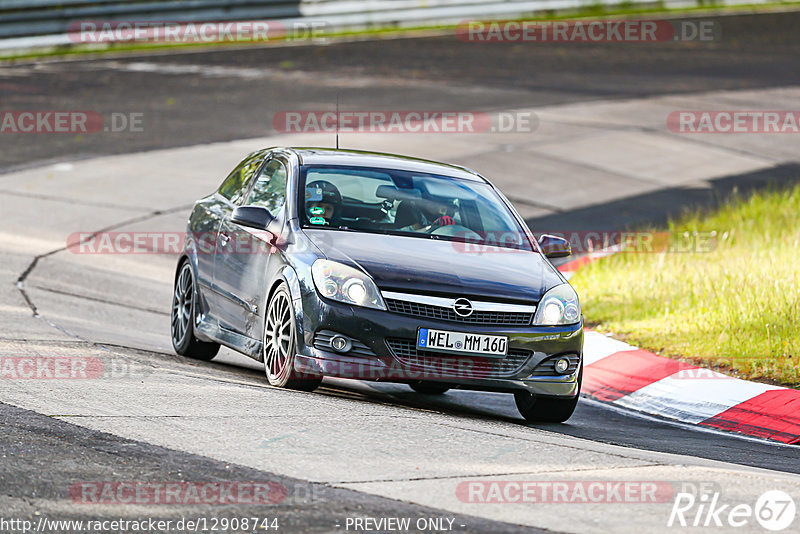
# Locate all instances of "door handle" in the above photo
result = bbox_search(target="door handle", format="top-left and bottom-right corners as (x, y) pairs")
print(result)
(219, 232), (230, 247)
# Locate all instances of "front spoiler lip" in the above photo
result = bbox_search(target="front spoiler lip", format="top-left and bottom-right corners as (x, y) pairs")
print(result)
(294, 348), (581, 397)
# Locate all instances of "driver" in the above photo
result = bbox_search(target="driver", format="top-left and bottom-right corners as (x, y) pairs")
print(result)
(397, 197), (456, 232)
(417, 197), (456, 231)
(306, 180), (342, 226)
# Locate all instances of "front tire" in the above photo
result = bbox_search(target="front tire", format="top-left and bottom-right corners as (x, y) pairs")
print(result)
(171, 261), (220, 361)
(514, 368), (582, 423)
(263, 283), (321, 392)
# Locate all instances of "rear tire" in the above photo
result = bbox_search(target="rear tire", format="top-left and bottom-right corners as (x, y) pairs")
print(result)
(171, 261), (220, 361)
(514, 368), (581, 423)
(409, 382), (450, 395)
(263, 283), (321, 392)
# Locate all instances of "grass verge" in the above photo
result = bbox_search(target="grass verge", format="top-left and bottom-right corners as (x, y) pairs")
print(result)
(571, 184), (800, 387)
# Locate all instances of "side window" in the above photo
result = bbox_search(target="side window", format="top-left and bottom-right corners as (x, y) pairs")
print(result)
(218, 155), (263, 205)
(245, 159), (287, 212)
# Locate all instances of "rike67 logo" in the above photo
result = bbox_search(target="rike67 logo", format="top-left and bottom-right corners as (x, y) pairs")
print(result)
(668, 489), (796, 531)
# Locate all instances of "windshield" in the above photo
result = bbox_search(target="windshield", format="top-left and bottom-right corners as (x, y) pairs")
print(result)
(298, 165), (532, 250)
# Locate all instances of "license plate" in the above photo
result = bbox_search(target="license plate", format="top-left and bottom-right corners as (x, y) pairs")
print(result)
(417, 328), (508, 357)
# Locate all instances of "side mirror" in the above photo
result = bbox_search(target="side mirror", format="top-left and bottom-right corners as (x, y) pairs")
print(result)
(231, 205), (275, 230)
(538, 234), (571, 259)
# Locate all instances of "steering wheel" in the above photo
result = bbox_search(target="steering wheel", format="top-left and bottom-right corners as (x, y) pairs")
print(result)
(427, 224), (478, 238)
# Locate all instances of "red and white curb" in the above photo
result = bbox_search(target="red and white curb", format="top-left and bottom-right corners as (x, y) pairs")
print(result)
(581, 331), (800, 444)
(556, 254), (799, 445)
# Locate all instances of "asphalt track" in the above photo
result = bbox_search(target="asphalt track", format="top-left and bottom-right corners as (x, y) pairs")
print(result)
(3, 10), (800, 172)
(1, 10), (800, 534)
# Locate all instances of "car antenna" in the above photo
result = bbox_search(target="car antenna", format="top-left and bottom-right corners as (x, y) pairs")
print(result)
(335, 93), (340, 150)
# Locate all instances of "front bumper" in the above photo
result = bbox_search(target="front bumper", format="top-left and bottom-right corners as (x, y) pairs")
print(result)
(292, 292), (583, 397)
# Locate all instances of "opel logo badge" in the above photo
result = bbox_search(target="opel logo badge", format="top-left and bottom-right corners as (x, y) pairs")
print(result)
(453, 298), (474, 317)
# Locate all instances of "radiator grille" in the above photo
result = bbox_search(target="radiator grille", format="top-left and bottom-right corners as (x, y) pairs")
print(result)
(385, 299), (533, 326)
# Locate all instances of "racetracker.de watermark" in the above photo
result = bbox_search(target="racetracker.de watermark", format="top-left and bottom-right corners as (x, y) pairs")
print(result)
(295, 356), (498, 381)
(66, 231), (275, 255)
(0, 111), (143, 134)
(68, 20), (328, 43)
(671, 368), (738, 380)
(0, 356), (153, 380)
(457, 19), (719, 43)
(70, 482), (287, 505)
(456, 481), (675, 503)
(450, 230), (718, 255)
(668, 111), (800, 133)
(65, 230), (718, 255)
(273, 110), (538, 134)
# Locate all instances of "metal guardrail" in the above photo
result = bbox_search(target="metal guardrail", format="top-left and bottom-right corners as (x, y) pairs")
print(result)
(0, 0), (302, 38)
(0, 0), (765, 46)
(298, 0), (591, 26)
(0, 0), (667, 40)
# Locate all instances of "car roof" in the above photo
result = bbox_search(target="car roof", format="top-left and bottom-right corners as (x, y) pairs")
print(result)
(276, 147), (486, 182)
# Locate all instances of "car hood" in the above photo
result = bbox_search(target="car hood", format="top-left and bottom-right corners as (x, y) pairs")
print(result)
(303, 229), (563, 303)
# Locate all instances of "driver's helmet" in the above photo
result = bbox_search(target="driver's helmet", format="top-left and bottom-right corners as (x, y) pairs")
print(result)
(306, 180), (342, 225)
(420, 196), (455, 222)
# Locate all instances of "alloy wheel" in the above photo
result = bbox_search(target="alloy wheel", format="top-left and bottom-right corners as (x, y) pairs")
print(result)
(264, 289), (294, 385)
(171, 263), (193, 347)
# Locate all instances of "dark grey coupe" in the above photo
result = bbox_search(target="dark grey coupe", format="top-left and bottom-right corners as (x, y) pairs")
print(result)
(171, 147), (583, 422)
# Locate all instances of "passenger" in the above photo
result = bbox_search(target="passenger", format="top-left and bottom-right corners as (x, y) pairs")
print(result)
(306, 180), (342, 226)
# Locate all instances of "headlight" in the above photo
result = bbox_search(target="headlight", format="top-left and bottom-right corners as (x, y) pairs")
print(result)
(311, 259), (386, 310)
(533, 284), (581, 326)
